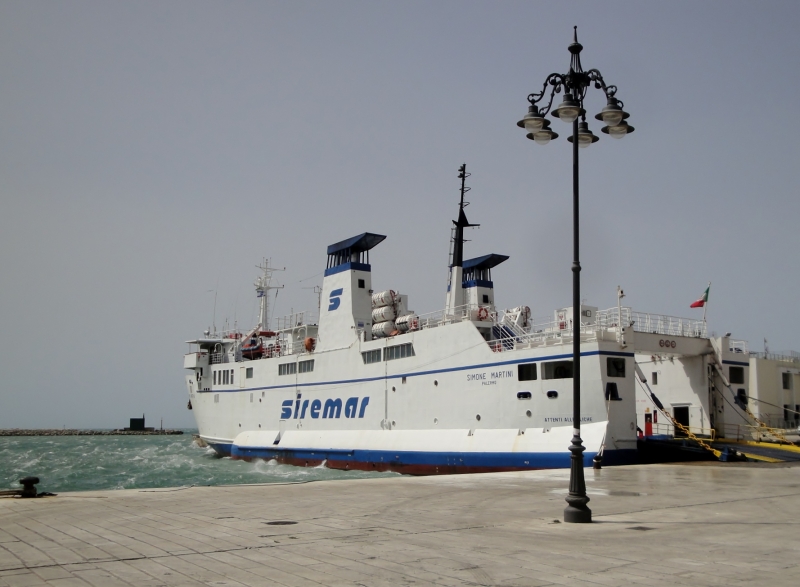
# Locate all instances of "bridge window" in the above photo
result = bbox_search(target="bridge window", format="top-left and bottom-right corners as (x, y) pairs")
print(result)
(543, 360), (573, 380)
(299, 359), (315, 373)
(358, 279), (365, 289)
(362, 349), (381, 364)
(385, 343), (415, 361)
(246, 367), (253, 379)
(518, 363), (537, 381)
(607, 358), (626, 378)
(278, 363), (297, 376)
(729, 366), (744, 384)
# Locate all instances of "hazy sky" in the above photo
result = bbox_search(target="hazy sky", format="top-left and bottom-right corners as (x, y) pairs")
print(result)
(2, 1), (799, 428)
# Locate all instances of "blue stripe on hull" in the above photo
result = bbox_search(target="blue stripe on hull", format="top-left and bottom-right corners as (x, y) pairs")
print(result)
(209, 442), (637, 471)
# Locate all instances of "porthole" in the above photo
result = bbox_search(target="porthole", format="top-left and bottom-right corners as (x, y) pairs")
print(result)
(434, 418), (438, 424)
(434, 380), (438, 386)
(476, 414), (481, 421)
(392, 386), (396, 392)
(526, 410), (532, 417)
(546, 390), (558, 399)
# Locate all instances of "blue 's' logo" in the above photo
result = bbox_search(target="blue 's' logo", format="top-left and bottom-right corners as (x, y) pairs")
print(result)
(328, 288), (343, 311)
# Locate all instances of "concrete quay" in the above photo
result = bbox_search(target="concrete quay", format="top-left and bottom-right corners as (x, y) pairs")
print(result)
(1, 462), (798, 587)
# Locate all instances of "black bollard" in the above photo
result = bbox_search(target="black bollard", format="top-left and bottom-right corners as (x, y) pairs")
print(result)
(592, 454), (603, 470)
(19, 476), (39, 498)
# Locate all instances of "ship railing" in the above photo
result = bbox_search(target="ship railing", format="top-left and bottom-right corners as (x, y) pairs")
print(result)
(413, 304), (498, 331)
(648, 422), (716, 440)
(728, 339), (748, 354)
(720, 421), (800, 441)
(597, 307), (707, 338)
(273, 310), (318, 331)
(487, 314), (600, 351)
(749, 350), (800, 363)
(209, 353), (229, 365)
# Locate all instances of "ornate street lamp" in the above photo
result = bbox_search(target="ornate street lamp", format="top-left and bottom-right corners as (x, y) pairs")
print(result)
(517, 28), (634, 524)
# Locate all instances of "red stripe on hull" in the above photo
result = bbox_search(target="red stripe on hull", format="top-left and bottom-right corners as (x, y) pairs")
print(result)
(231, 454), (542, 475)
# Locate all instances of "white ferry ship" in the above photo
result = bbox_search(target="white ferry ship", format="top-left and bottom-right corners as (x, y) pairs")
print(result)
(184, 166), (644, 473)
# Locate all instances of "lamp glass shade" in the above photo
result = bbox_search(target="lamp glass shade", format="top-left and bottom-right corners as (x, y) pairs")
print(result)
(601, 110), (624, 126)
(608, 124), (627, 139)
(557, 106), (580, 124)
(533, 131), (552, 145)
(523, 117), (545, 133)
(578, 134), (593, 148)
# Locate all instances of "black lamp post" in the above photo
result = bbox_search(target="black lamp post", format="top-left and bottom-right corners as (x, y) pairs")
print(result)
(517, 28), (634, 524)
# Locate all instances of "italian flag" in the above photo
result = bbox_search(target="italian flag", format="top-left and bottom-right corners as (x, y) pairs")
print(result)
(690, 285), (710, 308)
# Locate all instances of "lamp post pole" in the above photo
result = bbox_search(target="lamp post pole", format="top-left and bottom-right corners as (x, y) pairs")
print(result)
(517, 27), (634, 523)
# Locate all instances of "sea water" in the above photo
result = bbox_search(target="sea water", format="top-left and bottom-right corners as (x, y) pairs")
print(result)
(0, 431), (396, 493)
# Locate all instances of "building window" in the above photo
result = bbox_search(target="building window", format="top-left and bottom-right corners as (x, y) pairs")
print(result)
(362, 349), (381, 364)
(299, 359), (315, 373)
(246, 367), (253, 379)
(278, 363), (297, 376)
(782, 372), (792, 390)
(795, 405), (800, 421)
(652, 372), (658, 385)
(358, 279), (365, 289)
(607, 357), (626, 378)
(385, 343), (415, 361)
(784, 405), (791, 422)
(729, 366), (744, 384)
(543, 360), (573, 380)
(518, 363), (537, 381)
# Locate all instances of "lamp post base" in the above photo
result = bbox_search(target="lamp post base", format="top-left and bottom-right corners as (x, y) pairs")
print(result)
(564, 434), (592, 523)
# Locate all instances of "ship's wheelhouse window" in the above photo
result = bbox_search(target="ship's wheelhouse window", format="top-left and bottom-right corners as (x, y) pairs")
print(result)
(543, 360), (573, 380)
(299, 359), (315, 373)
(607, 357), (626, 378)
(482, 294), (489, 304)
(362, 349), (381, 364)
(729, 366), (745, 384)
(213, 371), (217, 385)
(783, 372), (792, 390)
(518, 363), (537, 381)
(358, 279), (365, 289)
(230, 369), (234, 384)
(278, 362), (297, 376)
(652, 372), (658, 385)
(385, 343), (415, 361)
(246, 367), (253, 379)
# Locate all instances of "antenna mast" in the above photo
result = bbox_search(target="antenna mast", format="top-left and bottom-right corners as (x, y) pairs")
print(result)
(255, 259), (284, 331)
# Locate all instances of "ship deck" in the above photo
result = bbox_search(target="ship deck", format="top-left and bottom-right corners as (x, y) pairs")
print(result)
(1, 462), (799, 586)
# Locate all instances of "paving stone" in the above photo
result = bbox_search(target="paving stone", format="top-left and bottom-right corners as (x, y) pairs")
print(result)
(1, 463), (799, 585)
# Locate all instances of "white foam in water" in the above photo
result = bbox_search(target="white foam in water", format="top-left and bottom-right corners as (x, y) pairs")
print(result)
(0, 432), (396, 493)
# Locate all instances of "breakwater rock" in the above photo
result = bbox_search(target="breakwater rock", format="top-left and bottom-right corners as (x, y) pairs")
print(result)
(0, 429), (184, 436)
